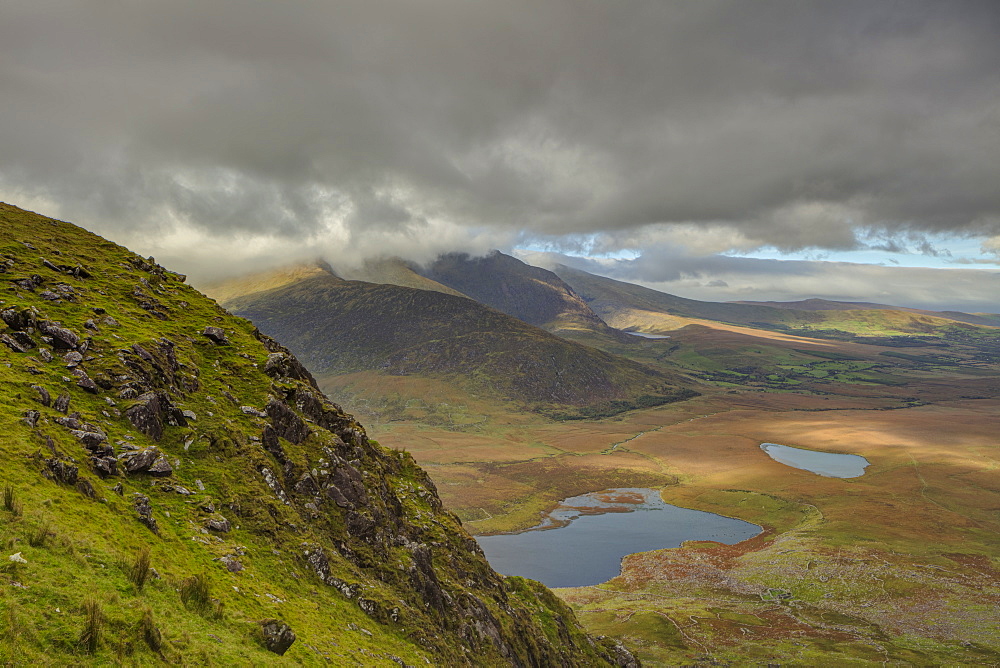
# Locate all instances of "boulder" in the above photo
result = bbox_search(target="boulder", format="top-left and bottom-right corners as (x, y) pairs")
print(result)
(70, 429), (112, 454)
(53, 393), (70, 413)
(202, 326), (229, 345)
(39, 322), (79, 350)
(45, 458), (78, 485)
(124, 392), (166, 440)
(219, 555), (243, 573)
(0, 307), (35, 331)
(90, 456), (117, 478)
(119, 447), (162, 474)
(22, 410), (40, 427)
(133, 494), (159, 534)
(205, 517), (231, 533)
(31, 385), (51, 406)
(258, 620), (295, 656)
(147, 456), (173, 477)
(1, 333), (30, 353)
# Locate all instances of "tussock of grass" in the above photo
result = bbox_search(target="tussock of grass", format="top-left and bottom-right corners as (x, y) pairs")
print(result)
(125, 545), (152, 591)
(79, 598), (103, 655)
(3, 486), (22, 516)
(27, 521), (51, 548)
(137, 607), (162, 654)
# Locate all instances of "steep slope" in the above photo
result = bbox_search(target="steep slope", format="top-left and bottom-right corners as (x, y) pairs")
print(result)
(216, 269), (693, 416)
(0, 203), (636, 666)
(554, 264), (994, 338)
(415, 251), (625, 340)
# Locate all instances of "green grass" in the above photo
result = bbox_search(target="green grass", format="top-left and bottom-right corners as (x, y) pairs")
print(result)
(0, 203), (629, 666)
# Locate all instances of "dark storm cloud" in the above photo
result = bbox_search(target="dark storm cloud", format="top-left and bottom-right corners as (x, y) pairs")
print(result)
(1, 0), (999, 269)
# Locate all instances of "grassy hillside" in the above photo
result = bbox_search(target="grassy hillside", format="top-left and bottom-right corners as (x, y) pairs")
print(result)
(415, 252), (626, 340)
(336, 257), (468, 298)
(555, 264), (996, 339)
(736, 298), (1000, 327)
(218, 270), (695, 418)
(0, 203), (636, 666)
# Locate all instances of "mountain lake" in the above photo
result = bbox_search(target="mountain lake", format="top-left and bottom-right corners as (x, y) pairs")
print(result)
(625, 331), (672, 339)
(760, 442), (870, 478)
(475, 488), (761, 588)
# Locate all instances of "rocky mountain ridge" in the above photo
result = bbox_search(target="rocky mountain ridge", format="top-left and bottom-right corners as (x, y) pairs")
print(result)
(0, 202), (636, 666)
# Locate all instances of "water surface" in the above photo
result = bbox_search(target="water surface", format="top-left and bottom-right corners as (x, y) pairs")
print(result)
(476, 488), (760, 588)
(625, 331), (671, 339)
(760, 442), (869, 478)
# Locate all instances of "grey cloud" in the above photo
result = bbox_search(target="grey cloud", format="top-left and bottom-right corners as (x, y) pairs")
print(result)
(1, 0), (999, 273)
(522, 249), (1000, 313)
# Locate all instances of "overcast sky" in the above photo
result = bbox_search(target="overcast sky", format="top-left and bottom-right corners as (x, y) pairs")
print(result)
(2, 1), (998, 311)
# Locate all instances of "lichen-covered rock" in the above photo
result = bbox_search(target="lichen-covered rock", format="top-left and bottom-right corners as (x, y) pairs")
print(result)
(258, 619), (295, 656)
(119, 447), (162, 474)
(53, 393), (70, 413)
(133, 494), (158, 534)
(44, 458), (78, 485)
(205, 517), (231, 533)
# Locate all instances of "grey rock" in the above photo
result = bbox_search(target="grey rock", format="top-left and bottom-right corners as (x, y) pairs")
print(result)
(39, 348), (53, 363)
(202, 326), (229, 345)
(241, 406), (268, 418)
(119, 446), (162, 474)
(205, 517), (231, 533)
(219, 555), (243, 573)
(124, 392), (167, 440)
(31, 385), (51, 406)
(1, 333), (30, 353)
(133, 494), (159, 534)
(63, 351), (83, 367)
(39, 322), (79, 350)
(22, 410), (40, 427)
(45, 458), (78, 485)
(76, 477), (97, 499)
(1, 307), (35, 331)
(70, 429), (110, 453)
(147, 456), (173, 477)
(55, 415), (82, 429)
(76, 375), (99, 393)
(90, 456), (117, 478)
(53, 393), (70, 413)
(258, 620), (295, 656)
(266, 398), (310, 444)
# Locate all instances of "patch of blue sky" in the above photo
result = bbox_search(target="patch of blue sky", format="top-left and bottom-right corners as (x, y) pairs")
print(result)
(727, 235), (997, 270)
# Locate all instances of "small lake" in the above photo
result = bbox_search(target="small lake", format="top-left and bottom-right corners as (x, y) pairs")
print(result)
(625, 331), (671, 339)
(475, 488), (761, 588)
(760, 442), (869, 478)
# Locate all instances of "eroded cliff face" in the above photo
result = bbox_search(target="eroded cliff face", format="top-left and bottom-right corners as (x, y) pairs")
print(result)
(0, 203), (637, 666)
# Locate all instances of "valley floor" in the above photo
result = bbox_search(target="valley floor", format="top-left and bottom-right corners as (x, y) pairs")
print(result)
(335, 334), (1000, 665)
